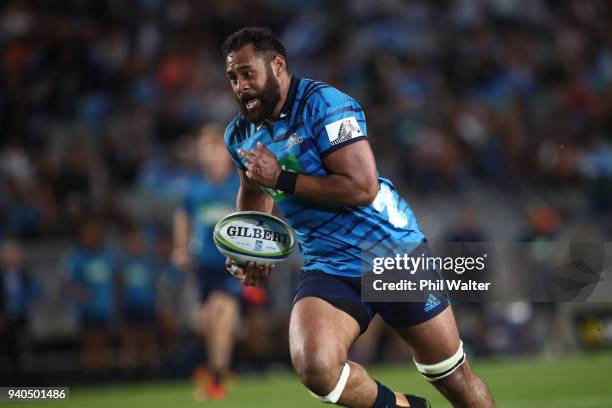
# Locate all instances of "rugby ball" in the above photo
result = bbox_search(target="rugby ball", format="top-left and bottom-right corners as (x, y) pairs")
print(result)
(213, 211), (296, 265)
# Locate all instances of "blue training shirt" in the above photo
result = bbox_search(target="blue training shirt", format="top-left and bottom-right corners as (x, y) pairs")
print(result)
(182, 172), (239, 270)
(224, 77), (424, 277)
(119, 254), (157, 312)
(63, 247), (116, 319)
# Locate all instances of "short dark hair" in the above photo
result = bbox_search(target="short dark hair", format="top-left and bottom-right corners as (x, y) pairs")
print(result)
(221, 27), (288, 67)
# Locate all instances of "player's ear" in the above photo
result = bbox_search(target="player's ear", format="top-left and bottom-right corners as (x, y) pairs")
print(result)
(271, 54), (285, 77)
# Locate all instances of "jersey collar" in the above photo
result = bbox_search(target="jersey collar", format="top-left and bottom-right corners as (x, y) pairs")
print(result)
(278, 76), (300, 120)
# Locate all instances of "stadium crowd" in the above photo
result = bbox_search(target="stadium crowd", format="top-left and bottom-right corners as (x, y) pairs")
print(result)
(1, 0), (611, 384)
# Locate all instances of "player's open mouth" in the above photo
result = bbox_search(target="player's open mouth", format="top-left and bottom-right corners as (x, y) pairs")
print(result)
(245, 97), (260, 111)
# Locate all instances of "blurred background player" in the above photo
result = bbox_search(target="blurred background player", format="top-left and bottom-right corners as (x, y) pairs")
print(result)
(155, 228), (184, 372)
(118, 223), (159, 377)
(0, 239), (36, 385)
(62, 217), (116, 381)
(172, 125), (241, 400)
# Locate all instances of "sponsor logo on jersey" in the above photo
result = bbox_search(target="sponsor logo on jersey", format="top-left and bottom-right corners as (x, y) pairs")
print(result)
(325, 116), (363, 146)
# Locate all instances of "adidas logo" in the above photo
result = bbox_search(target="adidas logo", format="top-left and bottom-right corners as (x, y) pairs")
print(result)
(424, 294), (441, 312)
(287, 133), (304, 148)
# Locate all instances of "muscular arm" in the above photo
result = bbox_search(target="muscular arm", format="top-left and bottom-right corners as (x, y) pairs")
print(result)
(240, 140), (379, 207)
(173, 209), (190, 250)
(171, 209), (191, 269)
(294, 140), (378, 206)
(237, 169), (274, 213)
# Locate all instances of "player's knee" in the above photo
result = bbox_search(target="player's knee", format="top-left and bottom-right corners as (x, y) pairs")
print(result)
(218, 299), (239, 319)
(209, 295), (238, 319)
(414, 340), (467, 383)
(291, 347), (344, 396)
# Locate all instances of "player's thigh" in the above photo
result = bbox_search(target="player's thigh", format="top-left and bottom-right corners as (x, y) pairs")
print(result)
(392, 306), (460, 364)
(373, 241), (460, 363)
(289, 297), (361, 372)
(201, 290), (240, 326)
(207, 290), (239, 311)
(198, 273), (241, 315)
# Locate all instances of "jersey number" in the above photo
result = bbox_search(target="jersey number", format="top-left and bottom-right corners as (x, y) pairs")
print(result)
(372, 184), (408, 228)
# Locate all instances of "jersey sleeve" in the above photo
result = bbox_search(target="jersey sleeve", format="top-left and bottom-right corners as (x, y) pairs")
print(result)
(224, 119), (247, 171)
(305, 87), (368, 158)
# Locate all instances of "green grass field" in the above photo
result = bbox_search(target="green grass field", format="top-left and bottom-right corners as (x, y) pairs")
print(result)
(14, 352), (612, 408)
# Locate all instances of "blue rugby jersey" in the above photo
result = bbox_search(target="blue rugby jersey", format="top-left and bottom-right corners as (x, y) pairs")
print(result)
(63, 247), (116, 319)
(224, 77), (424, 277)
(181, 173), (239, 270)
(119, 254), (157, 311)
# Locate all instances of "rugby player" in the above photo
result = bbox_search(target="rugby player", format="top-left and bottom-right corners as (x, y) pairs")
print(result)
(172, 125), (241, 400)
(221, 27), (495, 408)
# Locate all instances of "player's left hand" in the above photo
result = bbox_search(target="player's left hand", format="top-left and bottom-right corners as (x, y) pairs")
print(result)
(243, 261), (275, 286)
(238, 142), (281, 188)
(227, 258), (275, 286)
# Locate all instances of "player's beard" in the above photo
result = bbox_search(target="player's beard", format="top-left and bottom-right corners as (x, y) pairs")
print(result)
(238, 65), (281, 124)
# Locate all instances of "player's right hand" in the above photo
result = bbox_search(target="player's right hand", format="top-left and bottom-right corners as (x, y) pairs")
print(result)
(226, 258), (274, 286)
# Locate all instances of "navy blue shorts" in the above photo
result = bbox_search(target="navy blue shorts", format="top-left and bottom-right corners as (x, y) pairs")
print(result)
(196, 268), (243, 303)
(293, 246), (450, 334)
